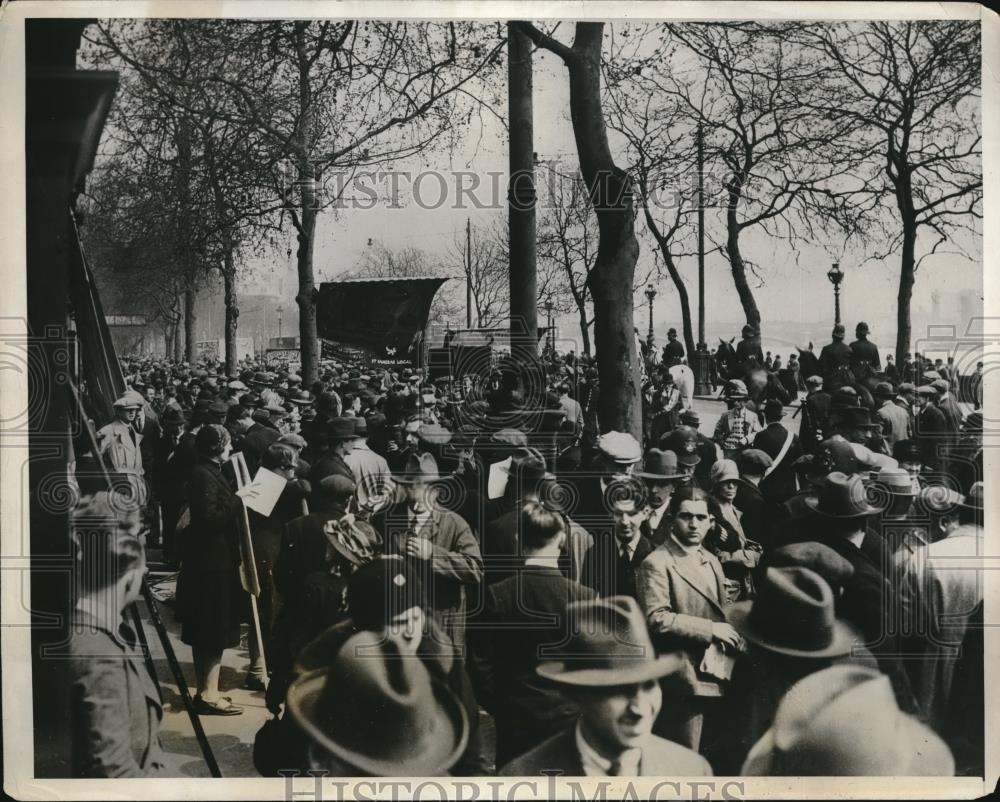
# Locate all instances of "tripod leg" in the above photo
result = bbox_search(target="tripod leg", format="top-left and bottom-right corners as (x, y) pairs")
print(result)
(140, 580), (223, 778)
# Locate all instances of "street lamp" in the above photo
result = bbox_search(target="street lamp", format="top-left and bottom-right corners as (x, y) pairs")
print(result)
(826, 262), (844, 325)
(276, 304), (283, 340)
(544, 296), (555, 358)
(644, 283), (657, 350)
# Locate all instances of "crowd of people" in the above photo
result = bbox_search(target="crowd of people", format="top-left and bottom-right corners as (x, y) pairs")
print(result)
(67, 319), (984, 779)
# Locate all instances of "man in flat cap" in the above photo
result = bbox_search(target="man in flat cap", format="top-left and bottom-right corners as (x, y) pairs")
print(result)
(914, 385), (948, 472)
(97, 394), (148, 509)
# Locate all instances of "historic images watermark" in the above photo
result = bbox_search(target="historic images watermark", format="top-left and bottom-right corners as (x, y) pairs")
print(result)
(281, 775), (747, 801)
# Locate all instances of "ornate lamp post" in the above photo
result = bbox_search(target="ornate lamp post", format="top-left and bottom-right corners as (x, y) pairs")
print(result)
(544, 296), (554, 358)
(645, 283), (657, 351)
(276, 304), (283, 340)
(826, 262), (844, 325)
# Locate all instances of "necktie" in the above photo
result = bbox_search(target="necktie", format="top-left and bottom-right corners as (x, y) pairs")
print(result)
(608, 757), (624, 776)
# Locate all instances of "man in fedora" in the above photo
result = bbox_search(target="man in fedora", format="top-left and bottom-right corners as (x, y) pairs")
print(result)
(470, 500), (597, 767)
(286, 630), (470, 776)
(726, 566), (868, 770)
(635, 449), (688, 547)
(309, 417), (357, 488)
(376, 452), (483, 650)
(499, 596), (711, 777)
(932, 377), (963, 434)
(791, 472), (917, 714)
(635, 486), (744, 755)
(713, 380), (761, 459)
(344, 415), (394, 516)
(242, 405), (282, 475)
(741, 665), (953, 776)
(580, 476), (656, 601)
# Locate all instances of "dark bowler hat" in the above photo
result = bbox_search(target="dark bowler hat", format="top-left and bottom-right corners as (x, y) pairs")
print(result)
(286, 631), (468, 776)
(763, 399), (784, 419)
(345, 555), (428, 633)
(634, 448), (686, 481)
(963, 411), (983, 433)
(394, 452), (441, 484)
(874, 381), (895, 399)
(829, 387), (860, 409)
(891, 439), (922, 464)
(327, 417), (358, 441)
(805, 472), (880, 518)
(536, 596), (683, 686)
(161, 407), (184, 426)
(729, 567), (859, 658)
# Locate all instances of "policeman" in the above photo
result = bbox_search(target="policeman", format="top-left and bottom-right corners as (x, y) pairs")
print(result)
(818, 324), (852, 381)
(849, 322), (881, 380)
(661, 328), (685, 365)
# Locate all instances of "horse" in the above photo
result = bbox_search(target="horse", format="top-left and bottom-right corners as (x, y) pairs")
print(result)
(714, 338), (740, 383)
(669, 363), (695, 409)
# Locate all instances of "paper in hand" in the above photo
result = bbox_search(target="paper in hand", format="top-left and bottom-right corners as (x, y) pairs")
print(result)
(700, 641), (736, 682)
(236, 466), (286, 516)
(487, 457), (512, 500)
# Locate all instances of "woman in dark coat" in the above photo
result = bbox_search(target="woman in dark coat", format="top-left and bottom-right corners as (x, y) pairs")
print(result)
(175, 424), (245, 715)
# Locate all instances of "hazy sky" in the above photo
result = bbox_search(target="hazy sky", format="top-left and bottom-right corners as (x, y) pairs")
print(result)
(231, 24), (982, 347)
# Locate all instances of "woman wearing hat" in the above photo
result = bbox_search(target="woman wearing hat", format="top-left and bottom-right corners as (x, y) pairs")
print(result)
(704, 460), (761, 601)
(174, 424), (246, 715)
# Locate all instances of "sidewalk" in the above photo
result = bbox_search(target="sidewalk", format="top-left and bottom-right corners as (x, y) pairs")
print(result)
(139, 572), (269, 778)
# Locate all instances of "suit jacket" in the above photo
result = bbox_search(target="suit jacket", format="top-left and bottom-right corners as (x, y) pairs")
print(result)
(938, 394), (963, 434)
(377, 502), (484, 648)
(309, 450), (354, 487)
(635, 538), (730, 697)
(642, 506), (674, 548)
(469, 566), (596, 763)
(499, 726), (712, 777)
(483, 508), (593, 586)
(786, 533), (917, 713)
(752, 423), (802, 505)
(580, 530), (656, 601)
(877, 400), (912, 448)
(915, 403), (948, 470)
(70, 609), (166, 777)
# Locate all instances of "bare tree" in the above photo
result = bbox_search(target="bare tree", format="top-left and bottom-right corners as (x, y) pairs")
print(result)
(798, 21), (982, 364)
(514, 21), (643, 439)
(348, 240), (463, 326)
(447, 217), (510, 329)
(611, 23), (861, 337)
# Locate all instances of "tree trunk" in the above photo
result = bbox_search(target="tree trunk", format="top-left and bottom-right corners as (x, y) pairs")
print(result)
(222, 252), (238, 376)
(578, 304), (592, 356)
(568, 24), (642, 440)
(895, 218), (916, 367)
(643, 202), (696, 358)
(296, 177), (319, 386)
(726, 198), (761, 333)
(184, 286), (196, 362)
(172, 308), (183, 362)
